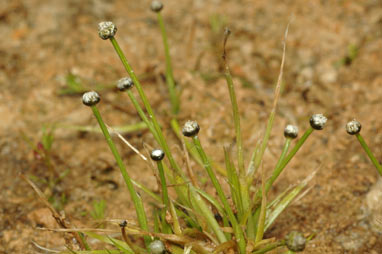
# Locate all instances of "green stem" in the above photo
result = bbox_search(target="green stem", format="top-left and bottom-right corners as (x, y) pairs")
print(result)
(239, 175), (254, 238)
(251, 108), (276, 176)
(223, 61), (244, 176)
(125, 90), (160, 143)
(255, 172), (267, 243)
(157, 12), (179, 115)
(170, 118), (227, 176)
(224, 148), (243, 217)
(253, 127), (314, 205)
(188, 185), (227, 243)
(57, 122), (147, 134)
(90, 106), (150, 246)
(251, 241), (285, 254)
(109, 37), (184, 179)
(356, 133), (382, 175)
(264, 138), (292, 193)
(157, 160), (170, 208)
(277, 127), (314, 173)
(192, 136), (246, 254)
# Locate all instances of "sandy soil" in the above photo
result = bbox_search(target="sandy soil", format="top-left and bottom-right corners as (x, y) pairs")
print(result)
(1, 0), (381, 253)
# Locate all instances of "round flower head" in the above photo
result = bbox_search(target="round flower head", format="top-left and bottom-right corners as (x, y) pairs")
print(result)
(82, 91), (100, 106)
(98, 21), (117, 40)
(117, 77), (134, 91)
(148, 240), (165, 254)
(346, 119), (361, 135)
(309, 114), (327, 130)
(119, 220), (127, 227)
(285, 231), (306, 252)
(150, 149), (165, 161)
(182, 120), (200, 137)
(150, 1), (163, 12)
(284, 125), (298, 139)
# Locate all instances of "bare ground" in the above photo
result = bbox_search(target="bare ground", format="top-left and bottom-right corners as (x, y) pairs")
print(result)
(0, 0), (381, 253)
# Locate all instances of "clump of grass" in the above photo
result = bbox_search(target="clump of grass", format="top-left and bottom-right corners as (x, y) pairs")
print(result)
(28, 2), (329, 254)
(346, 119), (382, 176)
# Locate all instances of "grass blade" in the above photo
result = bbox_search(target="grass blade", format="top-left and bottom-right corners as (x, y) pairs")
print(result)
(188, 184), (227, 243)
(224, 148), (243, 218)
(250, 23), (289, 175)
(222, 28), (245, 175)
(265, 171), (317, 231)
(192, 136), (246, 253)
(83, 232), (134, 254)
(255, 167), (267, 243)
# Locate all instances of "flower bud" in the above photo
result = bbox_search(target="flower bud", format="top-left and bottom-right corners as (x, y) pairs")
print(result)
(182, 120), (200, 137)
(284, 125), (298, 139)
(98, 21), (117, 40)
(119, 220), (127, 227)
(82, 91), (100, 106)
(117, 77), (134, 91)
(346, 119), (361, 135)
(148, 240), (165, 254)
(309, 114), (327, 130)
(285, 231), (306, 252)
(150, 1), (163, 12)
(150, 149), (165, 161)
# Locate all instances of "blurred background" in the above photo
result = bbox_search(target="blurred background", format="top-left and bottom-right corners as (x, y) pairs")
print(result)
(0, 0), (381, 253)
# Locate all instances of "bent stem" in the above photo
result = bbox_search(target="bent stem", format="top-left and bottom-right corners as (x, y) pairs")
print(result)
(89, 105), (150, 246)
(355, 133), (382, 176)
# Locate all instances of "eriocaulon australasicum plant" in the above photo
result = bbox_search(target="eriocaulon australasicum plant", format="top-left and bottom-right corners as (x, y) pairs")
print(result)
(78, 3), (327, 254)
(346, 119), (382, 176)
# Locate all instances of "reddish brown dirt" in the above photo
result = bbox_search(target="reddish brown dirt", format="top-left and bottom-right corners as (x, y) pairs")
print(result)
(1, 0), (381, 253)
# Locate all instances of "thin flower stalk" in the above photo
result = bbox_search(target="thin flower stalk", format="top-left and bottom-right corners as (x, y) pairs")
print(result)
(264, 137), (292, 193)
(253, 127), (314, 205)
(171, 119), (227, 176)
(355, 133), (382, 175)
(88, 105), (150, 246)
(346, 120), (382, 175)
(156, 12), (179, 115)
(125, 89), (161, 143)
(109, 37), (184, 179)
